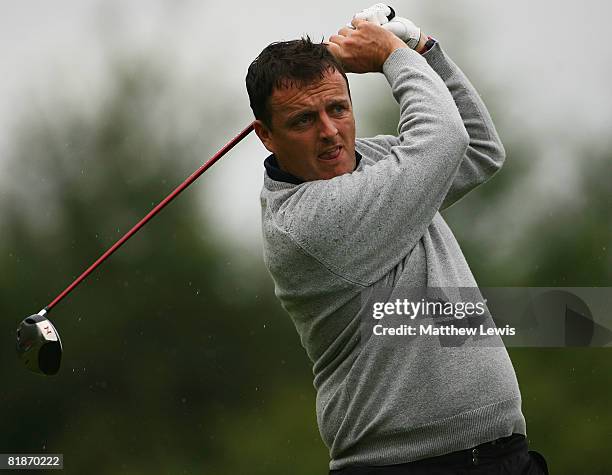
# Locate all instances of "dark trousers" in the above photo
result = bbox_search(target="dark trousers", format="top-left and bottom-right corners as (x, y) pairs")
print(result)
(330, 434), (549, 475)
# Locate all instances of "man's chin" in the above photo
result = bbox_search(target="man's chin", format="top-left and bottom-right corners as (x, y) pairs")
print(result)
(315, 149), (356, 179)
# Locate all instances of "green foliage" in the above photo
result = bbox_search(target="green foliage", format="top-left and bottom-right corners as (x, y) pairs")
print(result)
(0, 56), (326, 473)
(443, 137), (612, 474)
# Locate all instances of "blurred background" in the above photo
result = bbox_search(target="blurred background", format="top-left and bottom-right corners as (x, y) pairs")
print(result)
(1, 1), (610, 473)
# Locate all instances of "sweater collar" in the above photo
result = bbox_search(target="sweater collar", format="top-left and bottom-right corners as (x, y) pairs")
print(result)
(264, 151), (362, 184)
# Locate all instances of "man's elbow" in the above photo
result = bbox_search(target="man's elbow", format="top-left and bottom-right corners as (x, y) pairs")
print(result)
(490, 139), (506, 171)
(471, 135), (507, 174)
(450, 121), (470, 161)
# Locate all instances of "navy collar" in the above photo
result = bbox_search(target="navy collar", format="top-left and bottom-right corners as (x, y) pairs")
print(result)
(264, 151), (362, 184)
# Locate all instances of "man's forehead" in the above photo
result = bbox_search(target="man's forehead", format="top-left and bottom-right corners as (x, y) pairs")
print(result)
(269, 70), (349, 111)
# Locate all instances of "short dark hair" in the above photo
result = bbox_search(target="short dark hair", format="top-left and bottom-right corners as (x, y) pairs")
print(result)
(246, 37), (350, 128)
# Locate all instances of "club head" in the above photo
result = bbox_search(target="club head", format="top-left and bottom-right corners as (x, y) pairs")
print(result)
(16, 313), (63, 376)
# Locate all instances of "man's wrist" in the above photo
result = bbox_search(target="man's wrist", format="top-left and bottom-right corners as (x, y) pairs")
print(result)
(414, 33), (432, 54)
(385, 36), (410, 64)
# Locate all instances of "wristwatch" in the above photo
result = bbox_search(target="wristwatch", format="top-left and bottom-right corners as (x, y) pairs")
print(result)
(424, 36), (436, 53)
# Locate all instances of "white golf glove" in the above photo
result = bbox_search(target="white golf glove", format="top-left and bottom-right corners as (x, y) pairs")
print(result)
(352, 2), (395, 25)
(383, 17), (421, 50)
(350, 4), (422, 50)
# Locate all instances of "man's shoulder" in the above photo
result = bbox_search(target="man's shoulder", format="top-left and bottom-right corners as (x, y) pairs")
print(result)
(356, 134), (399, 164)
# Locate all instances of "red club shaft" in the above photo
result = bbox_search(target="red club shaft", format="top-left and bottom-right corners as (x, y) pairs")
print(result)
(45, 122), (254, 313)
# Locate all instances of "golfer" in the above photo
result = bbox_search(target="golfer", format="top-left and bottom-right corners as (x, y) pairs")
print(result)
(247, 5), (548, 474)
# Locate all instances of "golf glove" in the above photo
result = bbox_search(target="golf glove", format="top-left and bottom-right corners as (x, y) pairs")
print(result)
(351, 4), (422, 50)
(352, 3), (395, 25)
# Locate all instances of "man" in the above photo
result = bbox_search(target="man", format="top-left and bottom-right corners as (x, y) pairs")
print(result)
(246, 5), (548, 474)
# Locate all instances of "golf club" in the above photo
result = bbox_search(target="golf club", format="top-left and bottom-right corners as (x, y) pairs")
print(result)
(16, 122), (255, 376)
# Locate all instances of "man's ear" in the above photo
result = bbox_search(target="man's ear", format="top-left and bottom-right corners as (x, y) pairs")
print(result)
(253, 119), (275, 154)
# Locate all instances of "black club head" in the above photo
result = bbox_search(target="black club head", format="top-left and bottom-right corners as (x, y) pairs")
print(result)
(16, 313), (62, 376)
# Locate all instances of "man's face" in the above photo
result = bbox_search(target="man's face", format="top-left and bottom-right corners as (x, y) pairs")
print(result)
(255, 69), (356, 182)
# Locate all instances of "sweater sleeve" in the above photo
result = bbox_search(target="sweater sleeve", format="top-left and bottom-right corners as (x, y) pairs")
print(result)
(424, 43), (506, 210)
(357, 43), (506, 210)
(282, 48), (469, 286)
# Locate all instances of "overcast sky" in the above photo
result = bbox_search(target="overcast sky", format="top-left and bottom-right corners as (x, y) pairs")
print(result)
(1, 0), (611, 251)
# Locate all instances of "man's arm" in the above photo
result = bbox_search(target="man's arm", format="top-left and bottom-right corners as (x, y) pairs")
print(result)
(423, 41), (506, 210)
(280, 21), (469, 286)
(358, 30), (506, 210)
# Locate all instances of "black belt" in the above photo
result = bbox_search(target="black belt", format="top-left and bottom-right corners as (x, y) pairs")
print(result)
(330, 433), (527, 474)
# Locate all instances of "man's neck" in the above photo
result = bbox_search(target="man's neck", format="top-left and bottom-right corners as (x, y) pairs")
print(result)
(264, 152), (362, 184)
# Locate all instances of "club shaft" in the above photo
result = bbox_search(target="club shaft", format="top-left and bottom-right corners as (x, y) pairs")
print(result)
(45, 122), (255, 313)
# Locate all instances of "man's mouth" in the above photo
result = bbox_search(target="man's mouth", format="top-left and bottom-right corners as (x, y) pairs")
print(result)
(318, 146), (342, 161)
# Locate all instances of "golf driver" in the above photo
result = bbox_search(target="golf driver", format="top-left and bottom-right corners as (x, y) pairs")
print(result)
(16, 122), (255, 375)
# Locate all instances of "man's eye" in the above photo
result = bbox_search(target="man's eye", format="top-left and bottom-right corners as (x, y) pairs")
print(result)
(332, 104), (346, 114)
(293, 115), (312, 126)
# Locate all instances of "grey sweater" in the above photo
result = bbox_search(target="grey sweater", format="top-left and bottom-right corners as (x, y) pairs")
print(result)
(260, 43), (526, 469)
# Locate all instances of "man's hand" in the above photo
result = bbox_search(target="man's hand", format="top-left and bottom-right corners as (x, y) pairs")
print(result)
(352, 3), (395, 25)
(350, 4), (428, 52)
(383, 17), (423, 51)
(327, 19), (408, 74)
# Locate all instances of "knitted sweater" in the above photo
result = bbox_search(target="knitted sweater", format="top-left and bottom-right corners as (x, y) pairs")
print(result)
(259, 43), (526, 470)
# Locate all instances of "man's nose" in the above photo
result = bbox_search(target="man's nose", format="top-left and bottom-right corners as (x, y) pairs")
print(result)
(318, 113), (338, 140)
